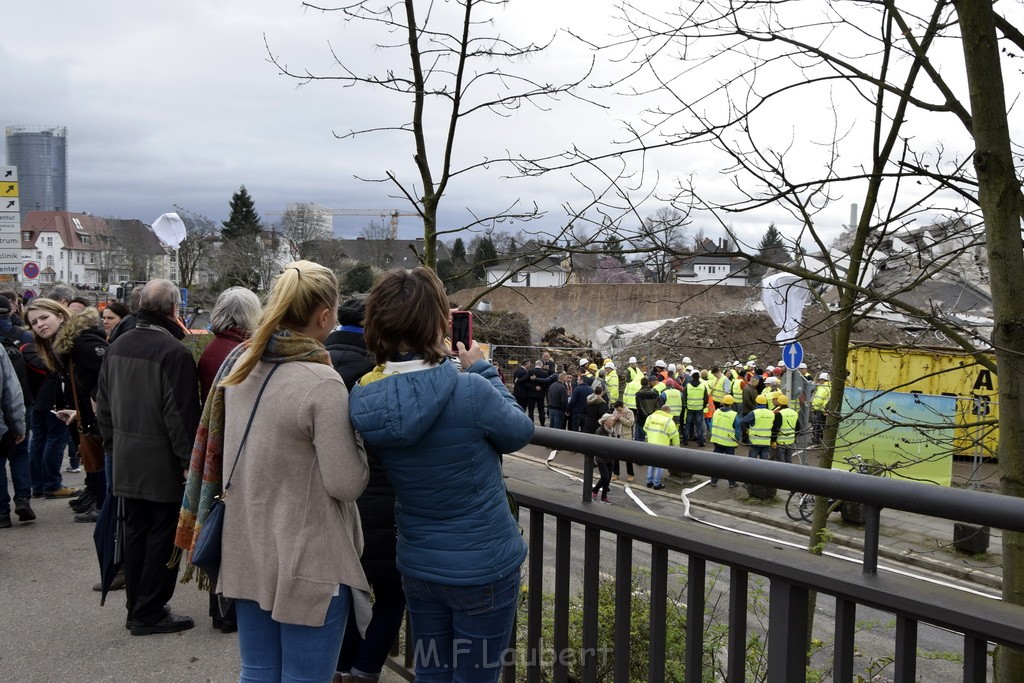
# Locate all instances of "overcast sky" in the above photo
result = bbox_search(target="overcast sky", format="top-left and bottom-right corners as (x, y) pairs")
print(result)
(5, 1), (1017, 251)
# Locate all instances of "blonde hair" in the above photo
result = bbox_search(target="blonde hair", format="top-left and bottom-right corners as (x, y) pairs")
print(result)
(220, 261), (338, 387)
(25, 298), (72, 371)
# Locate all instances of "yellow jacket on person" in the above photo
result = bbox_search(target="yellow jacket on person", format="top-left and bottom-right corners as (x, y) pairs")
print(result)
(605, 372), (620, 401)
(623, 379), (641, 409)
(776, 407), (799, 445)
(749, 408), (775, 446)
(644, 410), (680, 447)
(812, 382), (831, 411)
(627, 366), (644, 383)
(711, 409), (738, 447)
(711, 374), (728, 404)
(661, 388), (683, 417)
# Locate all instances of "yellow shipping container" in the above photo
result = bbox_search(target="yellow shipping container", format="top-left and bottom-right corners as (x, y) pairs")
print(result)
(846, 344), (997, 458)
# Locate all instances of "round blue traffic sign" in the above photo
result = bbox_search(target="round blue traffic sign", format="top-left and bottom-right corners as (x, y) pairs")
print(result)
(782, 341), (804, 370)
(23, 262), (39, 279)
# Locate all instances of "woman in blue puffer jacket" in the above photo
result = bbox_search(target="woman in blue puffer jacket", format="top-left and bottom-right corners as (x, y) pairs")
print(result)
(349, 267), (534, 683)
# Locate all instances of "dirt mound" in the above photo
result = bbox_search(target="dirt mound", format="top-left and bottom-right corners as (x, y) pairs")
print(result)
(621, 308), (916, 371)
(473, 310), (531, 347)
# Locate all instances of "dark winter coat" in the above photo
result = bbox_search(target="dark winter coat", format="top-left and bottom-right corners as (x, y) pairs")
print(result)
(198, 327), (248, 402)
(326, 327), (400, 584)
(635, 386), (662, 422)
(96, 311), (201, 503)
(512, 366), (531, 401)
(582, 393), (609, 434)
(546, 380), (569, 412)
(108, 313), (137, 343)
(567, 382), (593, 415)
(51, 308), (109, 433)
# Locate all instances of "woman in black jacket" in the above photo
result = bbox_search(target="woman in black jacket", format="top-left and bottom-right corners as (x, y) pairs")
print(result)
(581, 385), (609, 434)
(26, 301), (108, 521)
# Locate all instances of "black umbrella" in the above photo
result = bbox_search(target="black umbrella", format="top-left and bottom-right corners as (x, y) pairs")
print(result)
(92, 494), (126, 606)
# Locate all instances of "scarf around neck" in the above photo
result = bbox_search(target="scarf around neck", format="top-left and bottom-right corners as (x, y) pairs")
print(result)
(172, 329), (330, 588)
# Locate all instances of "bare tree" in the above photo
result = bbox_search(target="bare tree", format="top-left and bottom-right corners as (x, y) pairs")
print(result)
(357, 219), (398, 270)
(636, 207), (689, 283)
(281, 203), (332, 259)
(174, 205), (219, 290)
(264, 0), (596, 268)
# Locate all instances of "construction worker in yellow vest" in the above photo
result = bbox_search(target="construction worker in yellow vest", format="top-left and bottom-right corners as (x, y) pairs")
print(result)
(660, 382), (684, 428)
(811, 372), (831, 446)
(603, 359), (620, 401)
(739, 395), (774, 460)
(761, 377), (783, 410)
(730, 364), (745, 404)
(623, 374), (642, 412)
(709, 395), (739, 487)
(643, 404), (679, 489)
(683, 372), (709, 447)
(771, 394), (802, 464)
(709, 367), (730, 408)
(626, 356), (644, 383)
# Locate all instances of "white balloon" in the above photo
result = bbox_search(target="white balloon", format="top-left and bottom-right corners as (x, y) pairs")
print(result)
(151, 212), (187, 248)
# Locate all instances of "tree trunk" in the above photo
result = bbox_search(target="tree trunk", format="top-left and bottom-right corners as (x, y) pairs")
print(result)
(955, 2), (1024, 679)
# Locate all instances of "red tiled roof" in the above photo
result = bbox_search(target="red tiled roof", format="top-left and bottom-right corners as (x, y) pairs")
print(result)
(21, 211), (113, 251)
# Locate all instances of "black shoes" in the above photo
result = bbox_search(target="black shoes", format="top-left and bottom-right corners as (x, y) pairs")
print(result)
(0, 514), (10, 528)
(646, 482), (653, 488)
(14, 498), (35, 522)
(653, 484), (666, 490)
(74, 508), (99, 523)
(130, 613), (195, 636)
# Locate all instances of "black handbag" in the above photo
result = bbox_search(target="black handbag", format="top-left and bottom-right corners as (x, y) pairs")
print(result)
(191, 364), (280, 582)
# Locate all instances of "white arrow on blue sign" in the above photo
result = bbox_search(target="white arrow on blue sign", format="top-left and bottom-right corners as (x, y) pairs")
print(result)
(782, 341), (804, 370)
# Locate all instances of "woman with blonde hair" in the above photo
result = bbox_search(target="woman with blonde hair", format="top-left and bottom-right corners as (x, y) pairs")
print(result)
(175, 260), (370, 681)
(349, 266), (533, 682)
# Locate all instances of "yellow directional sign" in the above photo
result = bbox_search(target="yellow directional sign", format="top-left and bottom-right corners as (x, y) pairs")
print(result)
(0, 183), (17, 197)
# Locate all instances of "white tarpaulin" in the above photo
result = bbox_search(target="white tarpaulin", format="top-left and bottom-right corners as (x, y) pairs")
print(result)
(151, 212), (186, 249)
(761, 271), (811, 344)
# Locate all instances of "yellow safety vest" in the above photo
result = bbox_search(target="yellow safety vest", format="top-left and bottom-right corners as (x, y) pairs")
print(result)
(643, 410), (680, 447)
(623, 380), (641, 409)
(710, 409), (738, 447)
(605, 372), (620, 401)
(685, 383), (706, 411)
(711, 374), (728, 403)
(749, 408), (775, 446)
(627, 367), (644, 383)
(731, 376), (745, 401)
(662, 388), (683, 417)
(777, 408), (799, 445)
(651, 381), (666, 393)
(812, 382), (831, 411)
(762, 387), (780, 410)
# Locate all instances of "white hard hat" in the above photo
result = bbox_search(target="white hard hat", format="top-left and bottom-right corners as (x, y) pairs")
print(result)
(655, 359), (666, 368)
(766, 365), (775, 372)
(798, 362), (808, 369)
(778, 360), (786, 368)
(733, 361), (741, 367)
(685, 365), (693, 373)
(819, 372), (830, 381)
(667, 363), (676, 372)
(628, 356), (637, 364)
(605, 361), (616, 370)
(579, 358), (589, 367)
(767, 376), (780, 384)
(682, 356), (692, 364)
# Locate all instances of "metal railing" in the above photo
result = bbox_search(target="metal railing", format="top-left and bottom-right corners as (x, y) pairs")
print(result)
(386, 427), (1024, 682)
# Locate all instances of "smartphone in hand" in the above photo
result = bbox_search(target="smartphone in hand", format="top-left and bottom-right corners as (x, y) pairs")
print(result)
(450, 311), (473, 354)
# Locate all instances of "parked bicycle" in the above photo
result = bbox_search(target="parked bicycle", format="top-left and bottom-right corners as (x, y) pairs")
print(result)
(785, 454), (892, 523)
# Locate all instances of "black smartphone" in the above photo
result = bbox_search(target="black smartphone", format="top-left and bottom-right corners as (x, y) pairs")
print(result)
(451, 311), (473, 353)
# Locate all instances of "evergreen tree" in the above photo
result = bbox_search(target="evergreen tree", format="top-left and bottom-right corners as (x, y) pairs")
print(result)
(602, 235), (626, 262)
(341, 262), (375, 295)
(747, 222), (792, 285)
(451, 238), (467, 264)
(471, 237), (498, 282)
(757, 223), (788, 255)
(222, 185), (262, 240)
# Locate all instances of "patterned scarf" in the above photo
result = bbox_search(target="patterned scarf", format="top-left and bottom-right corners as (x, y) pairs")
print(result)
(172, 329), (331, 588)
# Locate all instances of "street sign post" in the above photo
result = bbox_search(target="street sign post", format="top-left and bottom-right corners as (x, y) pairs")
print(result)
(782, 341), (804, 370)
(23, 262), (39, 279)
(0, 167), (20, 278)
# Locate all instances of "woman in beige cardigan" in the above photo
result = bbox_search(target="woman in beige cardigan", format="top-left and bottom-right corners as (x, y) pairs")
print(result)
(216, 261), (369, 682)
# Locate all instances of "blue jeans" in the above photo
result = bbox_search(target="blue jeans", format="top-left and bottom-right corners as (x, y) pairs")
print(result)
(29, 410), (68, 495)
(684, 411), (704, 445)
(0, 433), (31, 515)
(547, 409), (564, 430)
(404, 570), (521, 682)
(749, 444), (771, 460)
(236, 588), (350, 682)
(646, 466), (664, 487)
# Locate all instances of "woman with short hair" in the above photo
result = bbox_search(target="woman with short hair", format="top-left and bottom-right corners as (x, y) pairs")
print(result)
(197, 287), (262, 401)
(349, 266), (534, 682)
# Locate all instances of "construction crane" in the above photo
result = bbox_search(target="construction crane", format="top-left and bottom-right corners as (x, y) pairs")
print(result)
(266, 205), (419, 240)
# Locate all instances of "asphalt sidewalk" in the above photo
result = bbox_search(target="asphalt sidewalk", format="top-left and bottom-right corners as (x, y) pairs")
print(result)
(521, 443), (1004, 591)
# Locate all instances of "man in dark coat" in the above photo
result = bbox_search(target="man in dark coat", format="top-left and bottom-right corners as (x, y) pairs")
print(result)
(526, 360), (550, 426)
(326, 298), (407, 681)
(96, 280), (200, 636)
(512, 361), (531, 411)
(546, 372), (569, 430)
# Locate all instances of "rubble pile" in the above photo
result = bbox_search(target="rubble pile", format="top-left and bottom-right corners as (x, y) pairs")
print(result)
(623, 308), (917, 370)
(540, 326), (594, 352)
(473, 310), (531, 347)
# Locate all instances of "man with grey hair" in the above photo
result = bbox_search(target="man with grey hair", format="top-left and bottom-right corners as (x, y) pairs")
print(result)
(45, 284), (75, 306)
(96, 279), (201, 635)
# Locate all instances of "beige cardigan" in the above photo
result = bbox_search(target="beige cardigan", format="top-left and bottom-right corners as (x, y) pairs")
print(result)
(217, 360), (370, 628)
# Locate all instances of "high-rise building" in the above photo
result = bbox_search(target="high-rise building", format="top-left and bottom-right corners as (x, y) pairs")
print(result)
(5, 125), (68, 224)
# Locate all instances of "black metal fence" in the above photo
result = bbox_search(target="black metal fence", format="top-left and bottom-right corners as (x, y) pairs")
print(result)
(387, 428), (1024, 682)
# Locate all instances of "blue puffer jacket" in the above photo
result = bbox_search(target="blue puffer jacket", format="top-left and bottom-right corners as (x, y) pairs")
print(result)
(349, 357), (533, 585)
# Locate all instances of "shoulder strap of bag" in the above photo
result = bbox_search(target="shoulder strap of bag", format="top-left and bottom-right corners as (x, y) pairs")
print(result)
(223, 363), (281, 493)
(68, 357), (87, 436)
